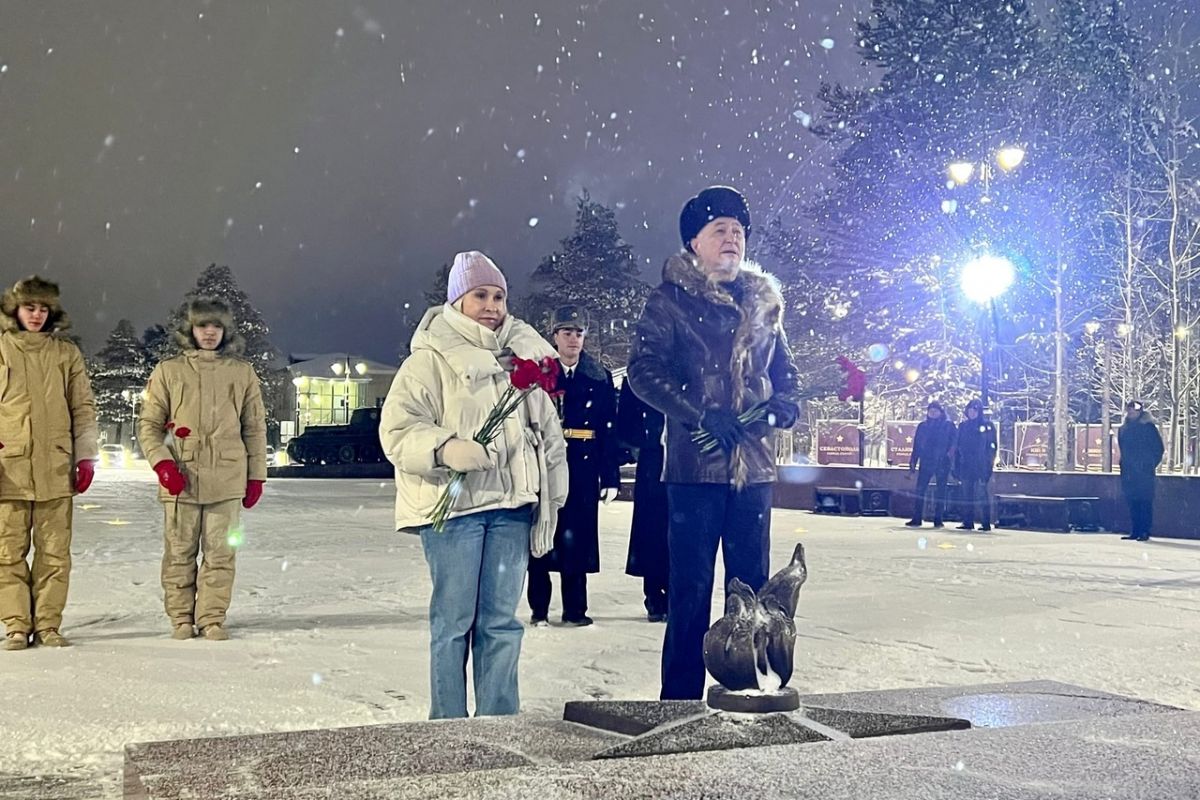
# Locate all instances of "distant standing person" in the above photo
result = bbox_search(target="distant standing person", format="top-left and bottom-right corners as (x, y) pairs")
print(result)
(628, 185), (801, 700)
(0, 277), (98, 651)
(527, 306), (620, 627)
(138, 298), (268, 642)
(616, 378), (669, 622)
(905, 401), (956, 528)
(953, 398), (997, 532)
(1117, 400), (1163, 542)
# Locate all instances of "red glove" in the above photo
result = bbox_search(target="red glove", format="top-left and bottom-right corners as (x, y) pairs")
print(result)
(74, 460), (96, 494)
(243, 479), (264, 509)
(153, 460), (187, 496)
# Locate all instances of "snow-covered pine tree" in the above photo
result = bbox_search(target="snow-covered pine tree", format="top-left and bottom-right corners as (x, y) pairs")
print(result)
(91, 319), (150, 446)
(525, 193), (650, 370)
(793, 0), (1040, 422)
(423, 262), (451, 310)
(141, 324), (172, 371)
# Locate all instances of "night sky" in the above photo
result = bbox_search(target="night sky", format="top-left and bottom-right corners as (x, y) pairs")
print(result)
(0, 1), (872, 361)
(2, 2), (1186, 363)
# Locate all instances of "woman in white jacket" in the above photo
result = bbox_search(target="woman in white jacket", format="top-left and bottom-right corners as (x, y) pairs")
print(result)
(380, 251), (567, 719)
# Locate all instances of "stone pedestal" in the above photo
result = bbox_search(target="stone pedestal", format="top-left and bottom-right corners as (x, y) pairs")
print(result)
(706, 685), (800, 713)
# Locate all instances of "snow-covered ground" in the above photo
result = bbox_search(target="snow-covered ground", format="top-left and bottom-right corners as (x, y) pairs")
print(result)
(4, 471), (1199, 799)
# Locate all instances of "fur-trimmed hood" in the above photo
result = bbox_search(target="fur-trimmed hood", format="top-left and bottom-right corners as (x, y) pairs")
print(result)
(173, 297), (246, 356)
(1, 275), (72, 334)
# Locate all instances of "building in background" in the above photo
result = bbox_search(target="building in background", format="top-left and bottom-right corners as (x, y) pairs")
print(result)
(286, 353), (397, 438)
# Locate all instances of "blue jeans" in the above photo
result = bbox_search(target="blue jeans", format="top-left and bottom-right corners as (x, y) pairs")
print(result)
(419, 505), (532, 719)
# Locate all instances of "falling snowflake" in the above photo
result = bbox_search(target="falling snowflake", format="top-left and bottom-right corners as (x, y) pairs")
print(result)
(528, 217), (539, 227)
(820, 38), (835, 49)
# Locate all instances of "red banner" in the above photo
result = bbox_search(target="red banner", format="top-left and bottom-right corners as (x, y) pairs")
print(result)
(816, 420), (860, 465)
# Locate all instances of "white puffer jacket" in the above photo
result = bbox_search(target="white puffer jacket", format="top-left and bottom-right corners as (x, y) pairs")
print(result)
(381, 304), (568, 531)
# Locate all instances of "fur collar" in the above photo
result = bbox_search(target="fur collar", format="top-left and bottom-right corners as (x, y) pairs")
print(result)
(662, 252), (783, 319)
(662, 251), (786, 487)
(562, 350), (608, 383)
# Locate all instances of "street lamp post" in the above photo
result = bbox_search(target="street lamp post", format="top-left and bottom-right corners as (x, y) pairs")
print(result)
(120, 388), (142, 452)
(961, 255), (1016, 414)
(947, 146), (1026, 204)
(330, 357), (369, 424)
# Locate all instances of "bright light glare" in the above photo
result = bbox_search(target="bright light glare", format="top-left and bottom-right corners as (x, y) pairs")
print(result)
(961, 255), (1015, 304)
(330, 362), (345, 376)
(354, 361), (369, 375)
(996, 146), (1026, 172)
(948, 162), (975, 185)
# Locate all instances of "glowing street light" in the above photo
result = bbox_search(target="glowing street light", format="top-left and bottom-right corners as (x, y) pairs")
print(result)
(961, 254), (1016, 413)
(945, 146), (1026, 204)
(996, 146), (1026, 172)
(960, 254), (1016, 304)
(948, 161), (976, 185)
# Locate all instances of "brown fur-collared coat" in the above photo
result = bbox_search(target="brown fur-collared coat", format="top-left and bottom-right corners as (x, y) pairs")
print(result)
(628, 252), (800, 487)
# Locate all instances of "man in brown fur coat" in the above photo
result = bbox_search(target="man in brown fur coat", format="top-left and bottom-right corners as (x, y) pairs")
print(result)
(628, 186), (800, 700)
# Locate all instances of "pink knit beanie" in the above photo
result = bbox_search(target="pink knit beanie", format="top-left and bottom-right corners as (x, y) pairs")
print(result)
(446, 251), (508, 303)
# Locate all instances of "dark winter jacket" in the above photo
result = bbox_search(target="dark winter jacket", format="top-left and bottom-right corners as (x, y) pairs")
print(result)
(627, 253), (800, 487)
(954, 416), (997, 481)
(617, 379), (668, 581)
(530, 350), (620, 574)
(1118, 412), (1163, 499)
(910, 417), (956, 474)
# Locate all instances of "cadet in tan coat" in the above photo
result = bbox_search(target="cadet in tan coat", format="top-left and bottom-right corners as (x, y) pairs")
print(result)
(137, 298), (267, 641)
(0, 276), (99, 651)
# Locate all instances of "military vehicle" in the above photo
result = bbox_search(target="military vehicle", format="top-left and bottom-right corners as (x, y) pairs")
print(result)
(285, 407), (385, 465)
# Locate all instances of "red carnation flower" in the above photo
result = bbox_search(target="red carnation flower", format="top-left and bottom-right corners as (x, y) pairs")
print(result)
(510, 357), (543, 391)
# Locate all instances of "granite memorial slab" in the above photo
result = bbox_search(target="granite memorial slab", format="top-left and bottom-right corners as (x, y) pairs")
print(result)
(123, 550), (1196, 798)
(123, 680), (1191, 799)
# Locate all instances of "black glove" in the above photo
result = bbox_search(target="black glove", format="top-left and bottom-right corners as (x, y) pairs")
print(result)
(700, 408), (747, 454)
(764, 396), (799, 429)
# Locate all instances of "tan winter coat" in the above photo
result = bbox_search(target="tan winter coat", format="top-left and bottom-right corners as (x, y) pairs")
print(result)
(0, 325), (99, 502)
(381, 304), (568, 531)
(138, 350), (268, 505)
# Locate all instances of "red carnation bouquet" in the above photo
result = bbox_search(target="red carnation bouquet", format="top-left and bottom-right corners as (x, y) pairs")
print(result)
(430, 355), (562, 532)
